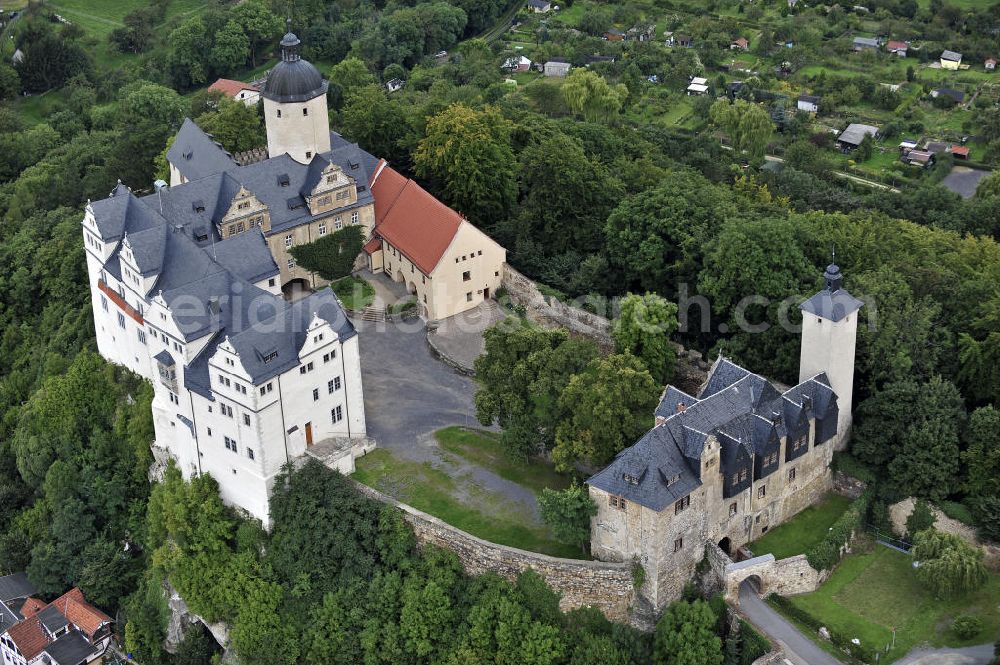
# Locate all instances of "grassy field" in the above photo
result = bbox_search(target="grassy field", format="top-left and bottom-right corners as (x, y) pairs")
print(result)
(435, 426), (571, 495)
(353, 439), (580, 559)
(785, 546), (1000, 662)
(331, 277), (375, 312)
(748, 494), (852, 559)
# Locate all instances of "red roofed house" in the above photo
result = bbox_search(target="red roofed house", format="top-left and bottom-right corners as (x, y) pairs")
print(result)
(949, 145), (969, 159)
(885, 40), (908, 57)
(208, 78), (261, 106)
(0, 582), (112, 665)
(364, 162), (506, 320)
(731, 37), (749, 51)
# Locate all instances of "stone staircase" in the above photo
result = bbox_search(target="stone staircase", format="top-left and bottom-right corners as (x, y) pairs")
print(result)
(360, 305), (386, 322)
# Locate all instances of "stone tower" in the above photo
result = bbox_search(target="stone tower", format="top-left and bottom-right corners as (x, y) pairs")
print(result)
(262, 21), (331, 164)
(798, 262), (863, 446)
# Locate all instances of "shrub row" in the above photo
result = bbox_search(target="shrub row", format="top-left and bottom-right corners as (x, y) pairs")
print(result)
(738, 619), (770, 665)
(768, 595), (877, 664)
(805, 491), (872, 572)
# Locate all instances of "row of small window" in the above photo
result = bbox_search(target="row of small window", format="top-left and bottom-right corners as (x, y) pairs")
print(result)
(282, 213), (360, 249)
(226, 215), (265, 236)
(455, 250), (484, 263)
(300, 349), (337, 374)
(315, 190), (351, 207)
(217, 374), (248, 394)
(312, 377), (342, 400)
(222, 435), (255, 460)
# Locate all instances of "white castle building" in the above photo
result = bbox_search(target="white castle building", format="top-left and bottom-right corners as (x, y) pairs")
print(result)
(81, 24), (373, 527)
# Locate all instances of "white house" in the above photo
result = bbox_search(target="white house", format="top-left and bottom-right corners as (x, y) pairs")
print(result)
(527, 0), (551, 12)
(503, 55), (532, 72)
(83, 178), (369, 527)
(797, 94), (820, 113)
(686, 76), (709, 95)
(208, 78), (261, 106)
(544, 60), (571, 77)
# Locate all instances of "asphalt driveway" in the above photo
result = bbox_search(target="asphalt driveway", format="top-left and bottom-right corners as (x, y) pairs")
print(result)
(739, 581), (844, 665)
(354, 317), (540, 517)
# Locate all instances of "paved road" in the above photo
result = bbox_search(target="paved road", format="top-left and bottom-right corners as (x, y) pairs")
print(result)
(738, 581), (844, 665)
(354, 317), (541, 517)
(895, 645), (996, 665)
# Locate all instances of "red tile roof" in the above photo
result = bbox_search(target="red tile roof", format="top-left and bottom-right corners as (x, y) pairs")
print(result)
(7, 616), (48, 660)
(369, 165), (464, 275)
(950, 145), (969, 156)
(20, 597), (45, 618)
(363, 236), (382, 254)
(887, 40), (908, 50)
(208, 78), (258, 98)
(733, 37), (748, 47)
(5, 588), (110, 660)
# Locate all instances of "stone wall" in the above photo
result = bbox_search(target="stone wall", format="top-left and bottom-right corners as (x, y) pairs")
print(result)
(500, 265), (709, 393)
(714, 544), (827, 602)
(350, 481), (637, 624)
(889, 497), (1000, 571)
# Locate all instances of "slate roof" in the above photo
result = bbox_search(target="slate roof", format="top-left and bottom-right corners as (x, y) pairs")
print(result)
(43, 629), (97, 665)
(798, 94), (820, 103)
(369, 164), (466, 275)
(0, 573), (36, 604)
(800, 264), (863, 321)
(588, 355), (839, 512)
(36, 605), (69, 634)
(262, 30), (328, 104)
(933, 87), (965, 102)
(941, 49), (962, 61)
(156, 123), (377, 239)
(853, 36), (879, 48)
(166, 119), (238, 183)
(88, 178), (356, 393)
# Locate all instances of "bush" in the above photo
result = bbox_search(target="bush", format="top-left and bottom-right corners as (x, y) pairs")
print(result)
(906, 499), (936, 539)
(953, 615), (983, 640)
(939, 501), (975, 526)
(806, 492), (871, 571)
(831, 451), (876, 483)
(738, 619), (770, 665)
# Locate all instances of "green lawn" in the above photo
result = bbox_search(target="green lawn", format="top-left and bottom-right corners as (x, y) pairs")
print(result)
(784, 546), (1000, 662)
(353, 446), (581, 559)
(434, 426), (571, 495)
(331, 276), (375, 312)
(748, 494), (852, 559)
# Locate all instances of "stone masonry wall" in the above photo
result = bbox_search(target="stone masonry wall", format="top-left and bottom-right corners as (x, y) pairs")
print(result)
(889, 497), (1000, 571)
(500, 265), (709, 393)
(351, 481), (636, 623)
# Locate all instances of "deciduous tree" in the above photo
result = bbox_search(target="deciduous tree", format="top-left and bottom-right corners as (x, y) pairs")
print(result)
(537, 483), (598, 553)
(613, 293), (679, 385)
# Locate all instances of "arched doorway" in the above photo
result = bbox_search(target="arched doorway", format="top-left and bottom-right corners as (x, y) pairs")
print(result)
(407, 281), (417, 295)
(718, 537), (732, 556)
(282, 278), (313, 302)
(744, 574), (764, 595)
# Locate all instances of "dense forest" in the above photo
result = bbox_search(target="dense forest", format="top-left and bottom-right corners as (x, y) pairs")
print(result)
(0, 0), (998, 661)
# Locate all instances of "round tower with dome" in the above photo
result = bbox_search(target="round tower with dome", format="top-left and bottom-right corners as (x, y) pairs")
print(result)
(261, 21), (331, 164)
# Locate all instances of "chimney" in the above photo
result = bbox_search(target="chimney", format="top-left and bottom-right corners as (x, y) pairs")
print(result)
(677, 402), (687, 413)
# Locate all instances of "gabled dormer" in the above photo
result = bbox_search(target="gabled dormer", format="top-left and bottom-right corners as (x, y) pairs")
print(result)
(81, 202), (117, 264)
(298, 313), (338, 360)
(210, 338), (254, 394)
(304, 160), (357, 215)
(220, 185), (270, 238)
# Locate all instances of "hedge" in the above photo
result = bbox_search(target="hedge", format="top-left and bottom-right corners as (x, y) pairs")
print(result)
(738, 619), (770, 665)
(805, 491), (871, 572)
(768, 595), (877, 663)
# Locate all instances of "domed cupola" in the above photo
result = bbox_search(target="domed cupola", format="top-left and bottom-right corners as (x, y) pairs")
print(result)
(262, 20), (332, 164)
(262, 21), (329, 104)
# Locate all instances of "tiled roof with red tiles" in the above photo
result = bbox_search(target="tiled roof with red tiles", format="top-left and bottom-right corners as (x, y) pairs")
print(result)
(4, 588), (110, 660)
(886, 40), (908, 50)
(950, 145), (969, 156)
(20, 597), (45, 618)
(50, 588), (111, 639)
(363, 236), (382, 254)
(7, 616), (48, 660)
(208, 78), (258, 98)
(369, 164), (464, 275)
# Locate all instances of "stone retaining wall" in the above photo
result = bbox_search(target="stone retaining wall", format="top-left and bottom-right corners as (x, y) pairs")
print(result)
(889, 497), (1000, 570)
(350, 480), (636, 623)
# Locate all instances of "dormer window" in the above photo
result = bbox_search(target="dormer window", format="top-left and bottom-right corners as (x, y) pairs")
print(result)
(192, 200), (205, 213)
(278, 174), (290, 187)
(237, 201), (250, 210)
(327, 174), (337, 184)
(623, 473), (639, 485)
(262, 350), (278, 363)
